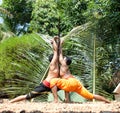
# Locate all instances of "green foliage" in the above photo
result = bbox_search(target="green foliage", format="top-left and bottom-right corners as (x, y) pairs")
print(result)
(0, 6), (14, 42)
(0, 23), (15, 42)
(30, 0), (87, 36)
(0, 7), (13, 18)
(0, 33), (51, 98)
(1, 0), (87, 36)
(85, 0), (120, 43)
(84, 0), (120, 95)
(2, 0), (33, 34)
(55, 0), (87, 25)
(30, 0), (59, 36)
(96, 0), (120, 91)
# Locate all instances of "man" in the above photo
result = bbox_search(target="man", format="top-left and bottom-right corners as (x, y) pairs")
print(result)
(10, 37), (59, 103)
(50, 39), (110, 103)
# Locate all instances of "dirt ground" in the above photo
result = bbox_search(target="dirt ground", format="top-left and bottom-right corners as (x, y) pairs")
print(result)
(0, 99), (120, 113)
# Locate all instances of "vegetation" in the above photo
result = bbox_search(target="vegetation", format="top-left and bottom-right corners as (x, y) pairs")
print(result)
(0, 33), (51, 98)
(2, 0), (33, 35)
(0, 0), (120, 102)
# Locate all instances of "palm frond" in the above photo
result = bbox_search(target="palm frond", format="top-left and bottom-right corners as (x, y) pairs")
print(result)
(1, 33), (52, 99)
(62, 22), (112, 99)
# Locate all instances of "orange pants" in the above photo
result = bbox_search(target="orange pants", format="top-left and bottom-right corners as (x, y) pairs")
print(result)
(50, 78), (94, 100)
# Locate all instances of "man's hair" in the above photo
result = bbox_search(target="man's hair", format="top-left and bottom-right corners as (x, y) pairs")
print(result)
(66, 56), (72, 65)
(49, 54), (53, 62)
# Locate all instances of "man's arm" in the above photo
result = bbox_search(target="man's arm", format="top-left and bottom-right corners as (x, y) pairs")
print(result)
(50, 37), (59, 67)
(59, 39), (66, 65)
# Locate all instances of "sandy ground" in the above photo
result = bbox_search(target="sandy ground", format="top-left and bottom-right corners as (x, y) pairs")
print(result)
(0, 99), (120, 113)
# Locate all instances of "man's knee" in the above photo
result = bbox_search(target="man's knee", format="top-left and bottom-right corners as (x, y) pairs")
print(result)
(26, 92), (38, 100)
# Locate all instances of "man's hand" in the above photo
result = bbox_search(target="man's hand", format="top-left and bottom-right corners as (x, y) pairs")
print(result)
(54, 36), (60, 43)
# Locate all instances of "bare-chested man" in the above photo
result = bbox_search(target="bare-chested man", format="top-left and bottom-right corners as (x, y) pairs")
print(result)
(50, 39), (110, 103)
(10, 37), (59, 103)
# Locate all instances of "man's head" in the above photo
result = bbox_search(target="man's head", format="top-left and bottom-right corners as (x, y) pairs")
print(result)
(64, 56), (72, 65)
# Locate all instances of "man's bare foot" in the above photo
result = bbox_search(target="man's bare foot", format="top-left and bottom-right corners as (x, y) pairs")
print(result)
(105, 100), (111, 103)
(54, 100), (58, 103)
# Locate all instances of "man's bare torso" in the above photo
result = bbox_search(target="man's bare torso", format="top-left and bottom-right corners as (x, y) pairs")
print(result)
(45, 63), (59, 82)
